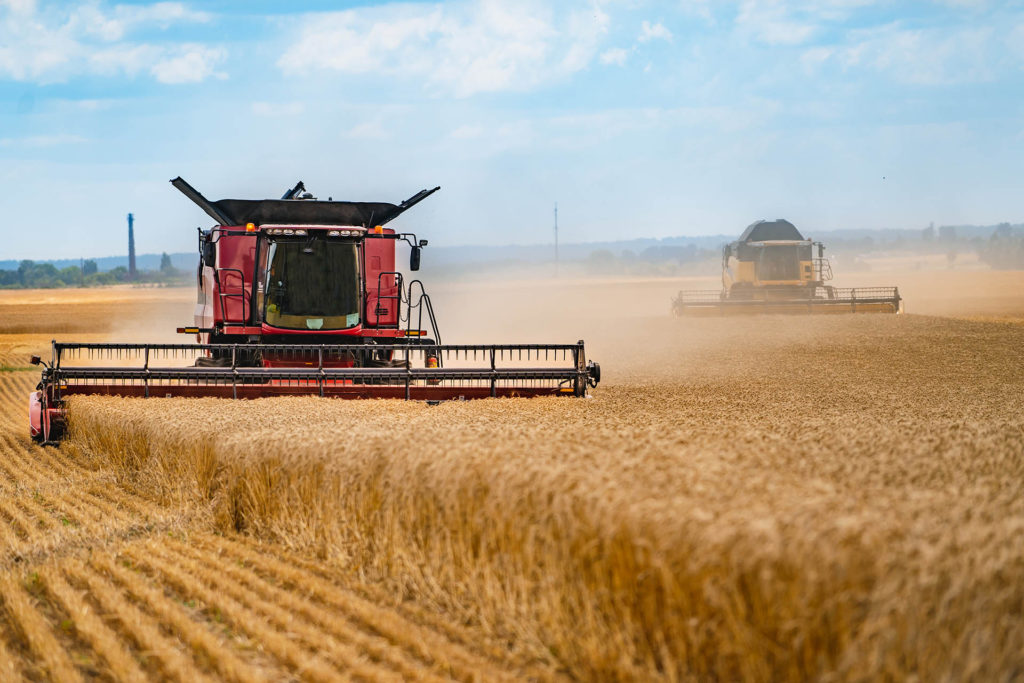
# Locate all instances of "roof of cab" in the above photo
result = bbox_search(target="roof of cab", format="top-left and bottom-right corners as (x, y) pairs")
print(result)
(737, 219), (804, 243)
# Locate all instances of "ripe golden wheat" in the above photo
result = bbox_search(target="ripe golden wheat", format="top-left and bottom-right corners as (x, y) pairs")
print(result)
(65, 313), (1024, 681)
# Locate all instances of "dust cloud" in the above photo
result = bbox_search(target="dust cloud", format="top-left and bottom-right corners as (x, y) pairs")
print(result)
(429, 264), (1023, 383)
(3, 264), (1021, 378)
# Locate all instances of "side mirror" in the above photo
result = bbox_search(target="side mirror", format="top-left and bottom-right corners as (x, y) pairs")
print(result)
(410, 246), (421, 271)
(30, 356), (41, 365)
(202, 240), (216, 267)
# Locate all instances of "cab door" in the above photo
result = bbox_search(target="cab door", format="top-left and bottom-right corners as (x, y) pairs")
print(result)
(363, 234), (399, 328)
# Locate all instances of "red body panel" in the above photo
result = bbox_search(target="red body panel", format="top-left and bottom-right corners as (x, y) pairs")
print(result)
(260, 322), (365, 336)
(260, 356), (357, 368)
(29, 390), (42, 439)
(196, 226), (404, 341)
(221, 326), (408, 337)
(364, 231), (399, 328)
(214, 233), (257, 325)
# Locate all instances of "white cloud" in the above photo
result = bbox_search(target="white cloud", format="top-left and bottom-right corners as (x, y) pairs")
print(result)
(117, 2), (210, 26)
(73, 2), (209, 40)
(680, 0), (713, 23)
(600, 47), (629, 66)
(638, 20), (672, 43)
(596, 18), (669, 68)
(278, 1), (611, 97)
(450, 124), (484, 139)
(0, 0), (37, 15)
(0, 1), (219, 83)
(458, 119), (532, 154)
(151, 44), (225, 83)
(836, 23), (997, 85)
(559, 4), (608, 74)
(550, 104), (767, 140)
(252, 101), (305, 117)
(0, 133), (88, 147)
(736, 1), (818, 46)
(935, 0), (990, 7)
(346, 120), (389, 140)
(88, 44), (161, 77)
(799, 46), (833, 74)
(440, 118), (536, 156)
(66, 98), (117, 111)
(441, 104), (770, 159)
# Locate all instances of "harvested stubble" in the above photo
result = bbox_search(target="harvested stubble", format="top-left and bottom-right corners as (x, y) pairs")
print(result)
(0, 365), (526, 680)
(66, 314), (1024, 681)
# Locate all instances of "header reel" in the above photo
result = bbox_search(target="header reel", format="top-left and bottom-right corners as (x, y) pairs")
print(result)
(30, 341), (601, 444)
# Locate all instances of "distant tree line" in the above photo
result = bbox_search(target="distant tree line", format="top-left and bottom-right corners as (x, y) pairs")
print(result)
(586, 244), (717, 275)
(977, 224), (1024, 269)
(0, 254), (186, 289)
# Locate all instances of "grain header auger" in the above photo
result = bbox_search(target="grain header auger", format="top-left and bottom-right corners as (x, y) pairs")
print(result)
(29, 178), (601, 444)
(672, 219), (902, 316)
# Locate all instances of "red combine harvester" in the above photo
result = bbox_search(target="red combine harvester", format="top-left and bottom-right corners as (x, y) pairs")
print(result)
(29, 178), (601, 444)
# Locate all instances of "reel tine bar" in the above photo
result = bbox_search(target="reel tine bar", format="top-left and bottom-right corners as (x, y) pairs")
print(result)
(47, 341), (599, 400)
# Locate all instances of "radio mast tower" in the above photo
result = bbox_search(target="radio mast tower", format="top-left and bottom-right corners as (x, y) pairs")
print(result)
(127, 213), (137, 279)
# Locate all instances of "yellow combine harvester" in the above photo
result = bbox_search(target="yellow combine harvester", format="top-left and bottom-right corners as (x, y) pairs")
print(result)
(673, 219), (901, 316)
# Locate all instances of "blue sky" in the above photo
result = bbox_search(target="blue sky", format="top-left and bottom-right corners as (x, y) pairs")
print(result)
(1, 0), (1022, 259)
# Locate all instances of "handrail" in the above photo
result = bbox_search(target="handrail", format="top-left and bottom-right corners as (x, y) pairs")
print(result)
(405, 279), (442, 344)
(813, 258), (833, 282)
(215, 267), (249, 323)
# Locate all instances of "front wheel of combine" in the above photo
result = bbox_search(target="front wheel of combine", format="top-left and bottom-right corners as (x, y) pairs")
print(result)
(47, 419), (66, 444)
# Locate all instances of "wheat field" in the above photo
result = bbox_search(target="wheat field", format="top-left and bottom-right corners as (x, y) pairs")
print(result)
(0, 369), (537, 681)
(1, 272), (1023, 680)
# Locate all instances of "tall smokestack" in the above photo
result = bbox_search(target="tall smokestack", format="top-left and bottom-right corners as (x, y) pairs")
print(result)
(127, 212), (136, 279)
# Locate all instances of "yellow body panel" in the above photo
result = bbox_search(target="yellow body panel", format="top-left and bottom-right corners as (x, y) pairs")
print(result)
(732, 259), (815, 287)
(753, 279), (808, 287)
(735, 260), (756, 284)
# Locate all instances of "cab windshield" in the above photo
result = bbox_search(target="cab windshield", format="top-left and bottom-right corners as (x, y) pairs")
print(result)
(263, 238), (360, 330)
(758, 245), (801, 280)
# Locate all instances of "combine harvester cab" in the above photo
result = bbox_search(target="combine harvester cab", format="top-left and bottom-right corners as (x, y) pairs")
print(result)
(29, 178), (600, 445)
(672, 219), (902, 316)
